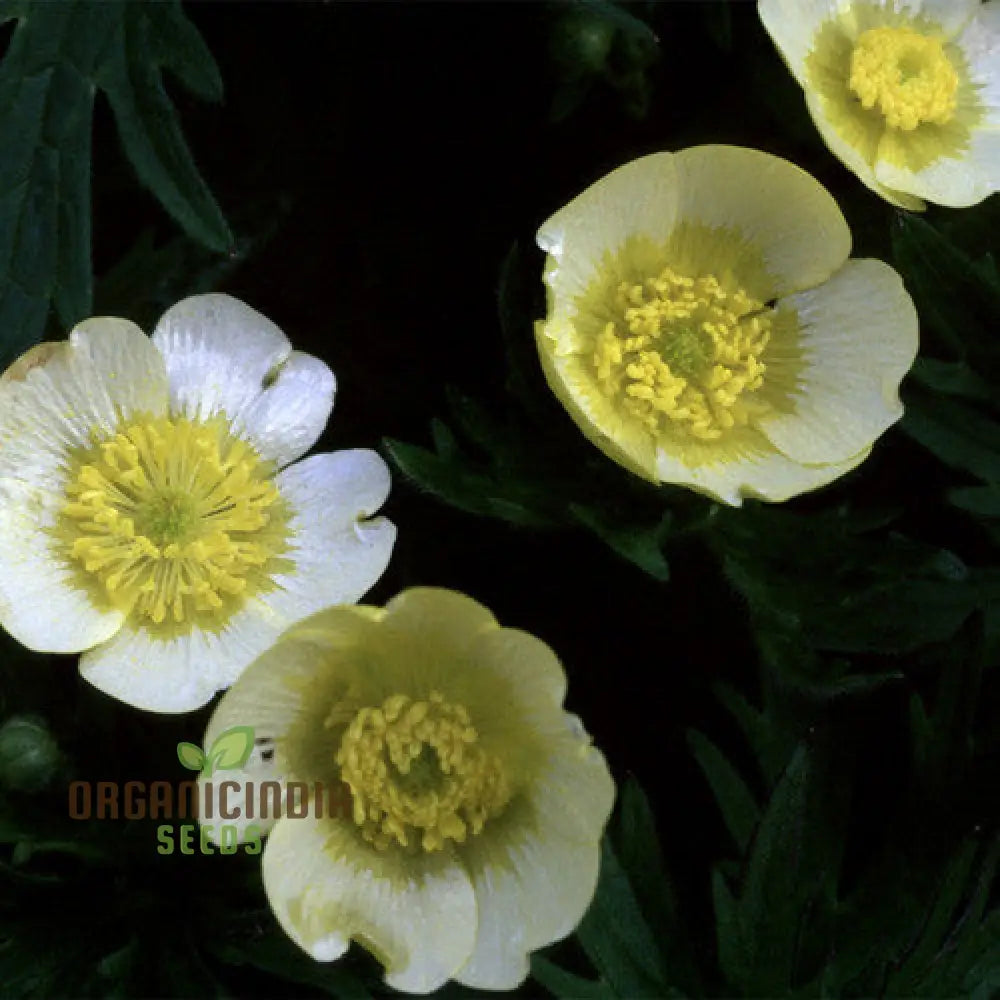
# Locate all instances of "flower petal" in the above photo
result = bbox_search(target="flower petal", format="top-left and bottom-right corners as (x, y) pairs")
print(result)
(379, 587), (499, 659)
(756, 258), (917, 464)
(757, 0), (841, 84)
(0, 484), (123, 651)
(804, 92), (926, 209)
(77, 607), (288, 712)
(152, 294), (335, 466)
(535, 321), (658, 481)
(264, 450), (396, 621)
(654, 433), (871, 506)
(262, 814), (477, 993)
(671, 145), (852, 297)
(537, 152), (681, 314)
(0, 319), (167, 651)
(0, 317), (168, 453)
(455, 739), (613, 990)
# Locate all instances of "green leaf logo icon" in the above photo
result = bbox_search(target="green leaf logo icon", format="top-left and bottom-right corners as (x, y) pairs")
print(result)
(175, 726), (255, 776)
(206, 726), (255, 774)
(177, 742), (206, 771)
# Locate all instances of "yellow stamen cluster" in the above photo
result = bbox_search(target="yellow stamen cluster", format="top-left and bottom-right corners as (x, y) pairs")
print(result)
(60, 416), (285, 626)
(849, 26), (958, 131)
(335, 691), (510, 853)
(593, 266), (771, 441)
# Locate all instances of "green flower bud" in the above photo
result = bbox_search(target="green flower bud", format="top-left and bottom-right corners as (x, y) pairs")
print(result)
(0, 715), (61, 792)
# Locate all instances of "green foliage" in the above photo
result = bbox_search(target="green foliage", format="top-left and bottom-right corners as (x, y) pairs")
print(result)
(533, 779), (698, 999)
(0, 0), (230, 367)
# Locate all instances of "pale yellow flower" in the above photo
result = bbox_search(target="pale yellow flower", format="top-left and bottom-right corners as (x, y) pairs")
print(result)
(535, 146), (918, 505)
(758, 0), (1000, 208)
(0, 295), (395, 712)
(199, 588), (614, 994)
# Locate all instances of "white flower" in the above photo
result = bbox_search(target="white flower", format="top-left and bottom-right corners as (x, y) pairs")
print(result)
(535, 146), (918, 504)
(0, 295), (396, 712)
(199, 588), (615, 994)
(758, 0), (1000, 208)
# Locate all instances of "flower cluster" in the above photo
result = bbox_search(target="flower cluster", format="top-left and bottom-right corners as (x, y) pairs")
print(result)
(0, 0), (989, 991)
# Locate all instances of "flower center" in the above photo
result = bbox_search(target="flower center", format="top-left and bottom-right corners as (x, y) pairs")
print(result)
(848, 26), (958, 131)
(592, 266), (771, 441)
(335, 691), (510, 853)
(59, 416), (288, 627)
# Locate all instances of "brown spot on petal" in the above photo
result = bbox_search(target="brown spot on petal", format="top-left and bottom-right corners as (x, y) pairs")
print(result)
(1, 342), (65, 383)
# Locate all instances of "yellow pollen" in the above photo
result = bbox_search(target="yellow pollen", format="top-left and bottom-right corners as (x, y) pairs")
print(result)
(335, 691), (510, 853)
(592, 266), (771, 441)
(848, 26), (958, 131)
(58, 415), (287, 627)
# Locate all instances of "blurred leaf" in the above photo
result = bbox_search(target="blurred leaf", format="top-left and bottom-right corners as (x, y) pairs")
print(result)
(902, 387), (1000, 485)
(949, 485), (1000, 518)
(0, 0), (230, 366)
(714, 742), (849, 996)
(613, 778), (702, 995)
(686, 730), (760, 855)
(531, 956), (614, 1000)
(383, 436), (560, 528)
(716, 505), (1000, 660)
(891, 214), (1000, 369)
(575, 838), (676, 998)
(909, 357), (996, 407)
(570, 504), (671, 580)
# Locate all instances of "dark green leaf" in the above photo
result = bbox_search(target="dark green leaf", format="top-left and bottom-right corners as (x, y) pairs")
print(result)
(686, 730), (760, 854)
(576, 838), (672, 998)
(531, 955), (614, 1000)
(570, 504), (671, 580)
(0, 1), (229, 365)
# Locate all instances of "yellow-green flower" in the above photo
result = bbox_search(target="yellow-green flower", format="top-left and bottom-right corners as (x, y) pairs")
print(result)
(0, 295), (395, 712)
(199, 588), (614, 993)
(758, 0), (1000, 208)
(535, 146), (918, 505)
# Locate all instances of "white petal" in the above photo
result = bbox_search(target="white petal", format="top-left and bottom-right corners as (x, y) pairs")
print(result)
(77, 608), (289, 713)
(654, 435), (871, 506)
(757, 0), (842, 83)
(0, 319), (166, 651)
(804, 92), (926, 209)
(264, 450), (396, 622)
(0, 479), (123, 651)
(537, 152), (681, 313)
(671, 145), (852, 296)
(262, 815), (477, 993)
(0, 317), (168, 458)
(231, 352), (336, 468)
(757, 259), (918, 464)
(152, 294), (335, 466)
(905, 0), (981, 36)
(455, 747), (612, 991)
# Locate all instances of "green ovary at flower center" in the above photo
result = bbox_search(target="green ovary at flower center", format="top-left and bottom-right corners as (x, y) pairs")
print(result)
(335, 691), (511, 853)
(848, 26), (958, 131)
(593, 266), (771, 441)
(59, 416), (288, 627)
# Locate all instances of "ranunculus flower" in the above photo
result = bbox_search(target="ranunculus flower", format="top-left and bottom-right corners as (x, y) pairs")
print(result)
(0, 294), (395, 712)
(758, 0), (1000, 208)
(535, 145), (918, 505)
(199, 587), (614, 993)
